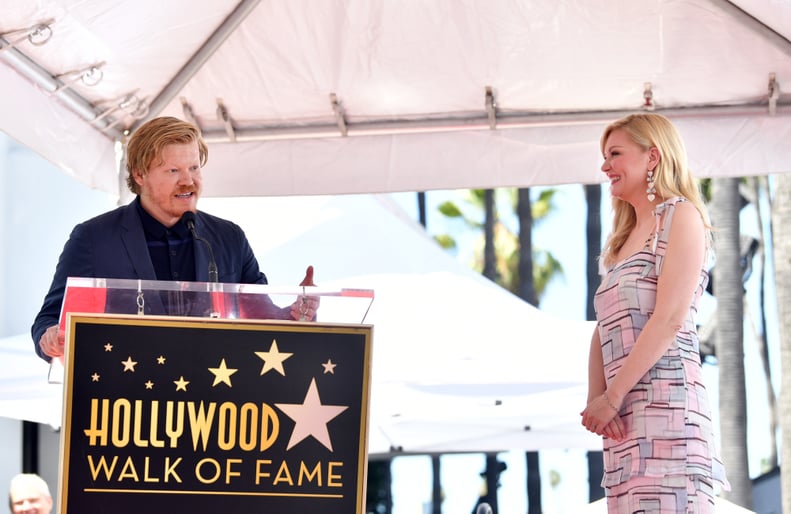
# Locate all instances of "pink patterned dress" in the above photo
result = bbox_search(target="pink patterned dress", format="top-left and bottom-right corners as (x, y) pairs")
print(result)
(594, 197), (728, 513)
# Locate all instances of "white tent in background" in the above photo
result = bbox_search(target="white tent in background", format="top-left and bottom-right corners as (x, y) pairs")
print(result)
(0, 334), (62, 428)
(0, 193), (600, 454)
(202, 193), (601, 455)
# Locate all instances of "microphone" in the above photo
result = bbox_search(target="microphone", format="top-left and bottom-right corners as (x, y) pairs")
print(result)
(476, 503), (493, 514)
(181, 211), (218, 283)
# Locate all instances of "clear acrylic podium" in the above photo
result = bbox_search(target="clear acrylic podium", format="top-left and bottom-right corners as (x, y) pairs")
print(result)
(54, 276), (375, 514)
(50, 276), (374, 382)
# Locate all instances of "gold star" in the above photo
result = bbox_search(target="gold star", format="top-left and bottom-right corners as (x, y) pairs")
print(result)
(322, 359), (337, 374)
(275, 378), (348, 451)
(157, 355), (166, 364)
(255, 339), (293, 376)
(174, 376), (189, 391)
(121, 357), (138, 372)
(208, 358), (238, 387)
(104, 343), (113, 352)
(91, 373), (100, 382)
(145, 381), (154, 390)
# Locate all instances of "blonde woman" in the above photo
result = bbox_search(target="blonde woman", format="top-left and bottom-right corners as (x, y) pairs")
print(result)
(580, 113), (729, 513)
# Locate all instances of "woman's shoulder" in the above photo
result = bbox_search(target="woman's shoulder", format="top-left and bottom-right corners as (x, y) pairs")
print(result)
(666, 196), (699, 216)
(662, 198), (705, 244)
(656, 196), (698, 220)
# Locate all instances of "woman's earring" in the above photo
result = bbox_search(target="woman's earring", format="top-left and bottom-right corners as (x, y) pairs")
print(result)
(646, 169), (656, 202)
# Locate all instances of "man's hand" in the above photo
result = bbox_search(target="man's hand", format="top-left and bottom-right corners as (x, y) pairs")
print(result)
(39, 325), (64, 358)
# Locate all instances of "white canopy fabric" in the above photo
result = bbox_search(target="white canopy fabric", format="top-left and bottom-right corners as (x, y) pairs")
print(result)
(2, 0), (790, 197)
(0, 334), (62, 428)
(0, 194), (600, 454)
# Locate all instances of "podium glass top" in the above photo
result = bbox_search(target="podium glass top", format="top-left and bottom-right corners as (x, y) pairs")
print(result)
(60, 277), (375, 326)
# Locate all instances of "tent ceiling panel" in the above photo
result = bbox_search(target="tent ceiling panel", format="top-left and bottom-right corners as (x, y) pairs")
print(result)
(1, 0), (790, 196)
(162, 0), (791, 126)
(1, 1), (237, 119)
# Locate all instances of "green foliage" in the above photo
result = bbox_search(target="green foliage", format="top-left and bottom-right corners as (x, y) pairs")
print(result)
(433, 187), (563, 305)
(549, 469), (562, 488)
(533, 250), (563, 294)
(437, 199), (483, 229)
(467, 189), (487, 204)
(532, 188), (557, 221)
(434, 233), (457, 250)
(437, 200), (464, 218)
(699, 178), (712, 202)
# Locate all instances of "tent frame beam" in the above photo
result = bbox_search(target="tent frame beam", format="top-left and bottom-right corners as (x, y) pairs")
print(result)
(199, 101), (791, 144)
(710, 0), (791, 57)
(0, 24), (123, 140)
(138, 0), (262, 130)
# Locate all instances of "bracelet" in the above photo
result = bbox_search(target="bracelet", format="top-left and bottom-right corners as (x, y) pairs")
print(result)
(602, 391), (619, 412)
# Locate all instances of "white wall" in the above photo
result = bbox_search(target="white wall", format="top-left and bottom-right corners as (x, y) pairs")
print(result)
(0, 417), (22, 507)
(0, 131), (115, 505)
(0, 132), (116, 337)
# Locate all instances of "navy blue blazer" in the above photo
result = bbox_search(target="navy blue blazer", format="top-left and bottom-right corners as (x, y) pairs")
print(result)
(32, 199), (274, 361)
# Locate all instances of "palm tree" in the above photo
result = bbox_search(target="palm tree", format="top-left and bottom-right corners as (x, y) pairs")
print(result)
(483, 189), (498, 282)
(584, 184), (602, 321)
(517, 188), (537, 305)
(745, 177), (779, 470)
(770, 173), (791, 513)
(710, 177), (752, 507)
(584, 183), (604, 501)
(435, 189), (561, 300)
(516, 187), (540, 514)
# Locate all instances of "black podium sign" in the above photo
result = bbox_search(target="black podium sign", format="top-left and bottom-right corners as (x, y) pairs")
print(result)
(59, 314), (372, 514)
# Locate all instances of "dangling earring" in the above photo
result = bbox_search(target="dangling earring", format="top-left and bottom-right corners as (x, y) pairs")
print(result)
(646, 169), (656, 202)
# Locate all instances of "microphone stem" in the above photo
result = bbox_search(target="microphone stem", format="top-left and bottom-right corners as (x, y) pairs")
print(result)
(187, 221), (219, 283)
(195, 234), (218, 283)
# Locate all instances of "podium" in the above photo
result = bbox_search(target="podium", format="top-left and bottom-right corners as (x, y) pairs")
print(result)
(55, 277), (374, 514)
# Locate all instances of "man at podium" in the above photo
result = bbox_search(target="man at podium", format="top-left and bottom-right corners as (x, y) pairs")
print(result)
(32, 116), (317, 363)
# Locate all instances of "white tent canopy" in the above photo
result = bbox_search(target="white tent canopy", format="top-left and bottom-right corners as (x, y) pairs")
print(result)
(2, 0), (790, 197)
(0, 334), (62, 428)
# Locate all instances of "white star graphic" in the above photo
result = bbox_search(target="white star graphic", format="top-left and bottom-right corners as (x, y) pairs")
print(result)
(275, 378), (348, 451)
(208, 358), (238, 387)
(255, 339), (293, 376)
(174, 376), (189, 391)
(322, 359), (337, 374)
(121, 356), (137, 372)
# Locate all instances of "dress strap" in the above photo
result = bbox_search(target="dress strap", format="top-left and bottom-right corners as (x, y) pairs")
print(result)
(651, 197), (689, 277)
(649, 208), (662, 254)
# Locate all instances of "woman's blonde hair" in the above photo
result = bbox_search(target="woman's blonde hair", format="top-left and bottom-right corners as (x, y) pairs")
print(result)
(600, 113), (711, 268)
(125, 116), (208, 194)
